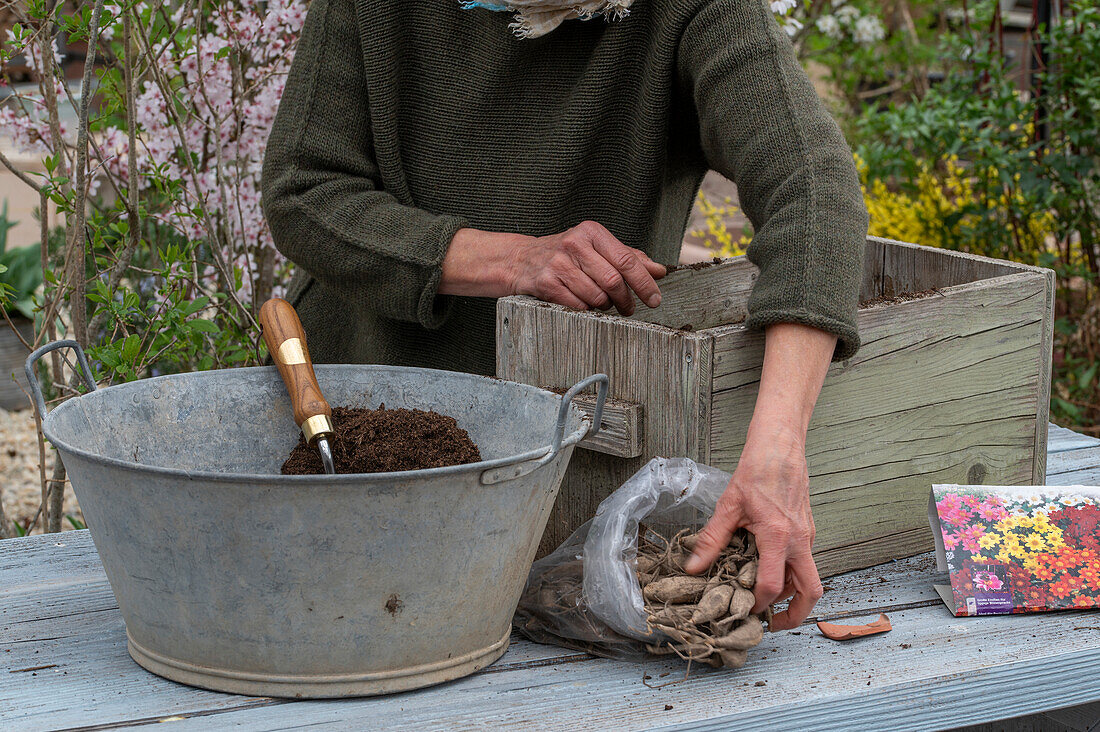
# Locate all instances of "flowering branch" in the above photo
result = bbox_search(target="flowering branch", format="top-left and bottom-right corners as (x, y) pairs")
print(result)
(65, 0), (107, 348)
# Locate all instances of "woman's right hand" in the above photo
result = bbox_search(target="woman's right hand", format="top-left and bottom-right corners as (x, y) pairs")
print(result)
(440, 221), (666, 316)
(513, 221), (667, 315)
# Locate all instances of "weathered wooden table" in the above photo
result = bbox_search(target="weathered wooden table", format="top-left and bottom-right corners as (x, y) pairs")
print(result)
(3, 424), (1100, 732)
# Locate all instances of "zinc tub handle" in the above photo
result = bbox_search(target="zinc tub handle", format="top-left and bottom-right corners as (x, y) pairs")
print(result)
(25, 340), (98, 418)
(479, 374), (608, 486)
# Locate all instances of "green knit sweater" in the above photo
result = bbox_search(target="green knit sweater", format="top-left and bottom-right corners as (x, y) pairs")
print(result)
(261, 0), (869, 376)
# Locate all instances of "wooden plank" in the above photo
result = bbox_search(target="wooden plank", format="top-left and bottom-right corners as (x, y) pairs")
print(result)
(497, 297), (712, 555)
(4, 527), (1099, 732)
(804, 391), (1033, 490)
(628, 237), (998, 328)
(497, 297), (704, 554)
(622, 237), (971, 331)
(1047, 470), (1100, 487)
(628, 258), (755, 331)
(811, 528), (941, 581)
(810, 551), (944, 618)
(684, 328), (713, 466)
(710, 273), (1047, 574)
(712, 273), (1046, 392)
(1048, 424), (1100, 453)
(877, 235), (1033, 295)
(495, 298), (540, 388)
(35, 607), (1100, 732)
(860, 237), (887, 302)
(574, 394), (644, 458)
(1045, 444), (1100, 485)
(1033, 268), (1056, 483)
(799, 417), (1035, 570)
(1046, 447), (1100, 478)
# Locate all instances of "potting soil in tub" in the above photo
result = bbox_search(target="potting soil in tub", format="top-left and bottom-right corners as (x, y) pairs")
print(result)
(281, 405), (481, 475)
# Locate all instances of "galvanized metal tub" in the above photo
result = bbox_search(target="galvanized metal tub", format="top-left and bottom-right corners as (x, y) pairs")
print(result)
(26, 341), (606, 698)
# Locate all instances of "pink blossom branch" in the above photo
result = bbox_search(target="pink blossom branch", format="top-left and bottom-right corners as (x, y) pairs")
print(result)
(86, 2), (142, 343)
(130, 15), (256, 332)
(64, 0), (108, 349)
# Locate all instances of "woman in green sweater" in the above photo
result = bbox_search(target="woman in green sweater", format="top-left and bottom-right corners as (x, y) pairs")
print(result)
(261, 0), (868, 631)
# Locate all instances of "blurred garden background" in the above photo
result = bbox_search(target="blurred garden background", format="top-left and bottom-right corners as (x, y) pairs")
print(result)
(0, 0), (1096, 536)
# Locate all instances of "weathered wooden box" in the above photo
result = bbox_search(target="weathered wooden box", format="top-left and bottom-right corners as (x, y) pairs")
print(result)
(497, 237), (1055, 576)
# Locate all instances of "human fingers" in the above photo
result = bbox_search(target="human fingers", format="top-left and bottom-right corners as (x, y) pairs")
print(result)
(684, 491), (743, 574)
(767, 553), (823, 630)
(557, 266), (613, 310)
(571, 244), (636, 315)
(534, 272), (590, 311)
(634, 249), (668, 279)
(578, 221), (663, 309)
(750, 533), (789, 614)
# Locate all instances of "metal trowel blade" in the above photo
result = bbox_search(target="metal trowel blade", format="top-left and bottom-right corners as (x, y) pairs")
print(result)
(317, 436), (335, 475)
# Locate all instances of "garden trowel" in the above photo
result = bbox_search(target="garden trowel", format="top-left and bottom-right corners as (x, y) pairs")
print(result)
(259, 297), (336, 474)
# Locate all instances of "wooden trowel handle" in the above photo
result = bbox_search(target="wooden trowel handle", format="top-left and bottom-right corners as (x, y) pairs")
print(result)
(259, 297), (333, 444)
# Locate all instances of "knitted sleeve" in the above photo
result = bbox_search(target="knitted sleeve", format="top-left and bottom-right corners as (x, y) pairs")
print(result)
(261, 0), (468, 329)
(676, 0), (868, 360)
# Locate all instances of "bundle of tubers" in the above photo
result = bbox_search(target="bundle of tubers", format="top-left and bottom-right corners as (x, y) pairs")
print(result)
(513, 524), (768, 668)
(638, 527), (767, 668)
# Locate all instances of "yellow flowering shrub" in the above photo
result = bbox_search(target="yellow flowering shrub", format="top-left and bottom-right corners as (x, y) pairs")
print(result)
(691, 150), (1057, 266)
(855, 153), (1057, 257)
(690, 192), (749, 258)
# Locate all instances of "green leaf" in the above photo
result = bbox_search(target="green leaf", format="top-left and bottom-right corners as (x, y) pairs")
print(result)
(1078, 363), (1098, 391)
(97, 348), (121, 369)
(121, 334), (141, 362)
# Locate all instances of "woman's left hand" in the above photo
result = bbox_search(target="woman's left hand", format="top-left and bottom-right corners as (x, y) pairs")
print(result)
(682, 322), (838, 632)
(684, 420), (822, 631)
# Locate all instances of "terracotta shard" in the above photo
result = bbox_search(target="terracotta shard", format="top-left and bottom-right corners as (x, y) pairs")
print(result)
(816, 613), (892, 641)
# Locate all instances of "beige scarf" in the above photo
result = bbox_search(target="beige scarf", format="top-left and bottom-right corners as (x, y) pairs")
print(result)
(461, 0), (635, 38)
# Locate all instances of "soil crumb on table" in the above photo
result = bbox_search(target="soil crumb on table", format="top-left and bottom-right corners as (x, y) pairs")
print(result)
(281, 405), (481, 475)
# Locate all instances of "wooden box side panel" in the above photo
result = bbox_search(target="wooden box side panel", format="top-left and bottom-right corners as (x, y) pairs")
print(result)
(1033, 267), (1056, 484)
(868, 236), (1032, 295)
(628, 258), (756, 331)
(497, 298), (711, 456)
(627, 238), (1027, 331)
(708, 272), (1049, 576)
(860, 238), (887, 302)
(497, 298), (713, 555)
(634, 237), (934, 328)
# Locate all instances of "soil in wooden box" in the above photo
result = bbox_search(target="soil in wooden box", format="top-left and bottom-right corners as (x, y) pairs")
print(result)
(282, 405), (481, 475)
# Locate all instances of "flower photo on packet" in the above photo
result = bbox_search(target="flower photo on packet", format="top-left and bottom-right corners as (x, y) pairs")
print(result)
(930, 484), (1100, 616)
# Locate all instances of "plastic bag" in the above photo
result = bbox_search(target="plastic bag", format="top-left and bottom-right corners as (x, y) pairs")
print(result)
(513, 457), (731, 660)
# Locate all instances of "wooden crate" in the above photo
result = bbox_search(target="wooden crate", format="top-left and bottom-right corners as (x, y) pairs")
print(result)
(496, 237), (1055, 576)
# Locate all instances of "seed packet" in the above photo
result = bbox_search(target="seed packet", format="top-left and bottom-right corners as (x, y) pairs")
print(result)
(928, 484), (1100, 616)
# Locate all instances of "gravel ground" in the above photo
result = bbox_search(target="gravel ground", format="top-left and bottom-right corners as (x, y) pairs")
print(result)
(1, 407), (81, 535)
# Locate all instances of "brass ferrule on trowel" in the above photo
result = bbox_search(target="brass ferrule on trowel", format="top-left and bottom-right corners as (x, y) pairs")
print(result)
(301, 413), (334, 445)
